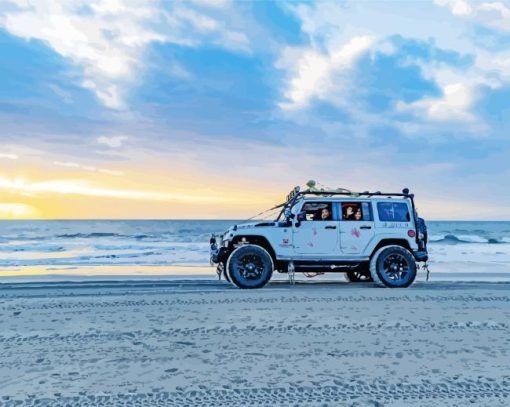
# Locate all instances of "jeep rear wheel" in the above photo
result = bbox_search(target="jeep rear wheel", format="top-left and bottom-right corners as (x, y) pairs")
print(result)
(226, 245), (274, 289)
(345, 269), (373, 283)
(370, 245), (417, 288)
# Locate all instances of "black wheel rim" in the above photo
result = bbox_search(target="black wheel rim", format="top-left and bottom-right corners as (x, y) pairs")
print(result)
(236, 253), (264, 280)
(382, 253), (410, 283)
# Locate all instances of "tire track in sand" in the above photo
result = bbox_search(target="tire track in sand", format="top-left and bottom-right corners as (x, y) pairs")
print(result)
(1, 378), (509, 406)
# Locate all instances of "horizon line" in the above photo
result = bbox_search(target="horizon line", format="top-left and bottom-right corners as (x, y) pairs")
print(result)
(1, 218), (510, 222)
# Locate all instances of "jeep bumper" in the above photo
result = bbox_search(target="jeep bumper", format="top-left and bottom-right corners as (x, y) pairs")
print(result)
(210, 246), (228, 264)
(413, 250), (428, 262)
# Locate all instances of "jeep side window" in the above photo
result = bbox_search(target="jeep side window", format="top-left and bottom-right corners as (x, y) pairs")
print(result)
(300, 202), (333, 221)
(377, 202), (410, 222)
(342, 202), (363, 221)
(341, 202), (369, 221)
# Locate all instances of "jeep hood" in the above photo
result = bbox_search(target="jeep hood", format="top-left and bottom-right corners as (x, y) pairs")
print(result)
(235, 221), (279, 229)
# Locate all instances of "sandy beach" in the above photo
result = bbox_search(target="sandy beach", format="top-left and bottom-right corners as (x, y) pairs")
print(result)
(1, 278), (509, 406)
(2, 0), (510, 401)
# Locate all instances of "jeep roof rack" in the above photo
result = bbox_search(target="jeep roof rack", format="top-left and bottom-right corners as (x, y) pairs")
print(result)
(278, 185), (416, 222)
(285, 186), (414, 206)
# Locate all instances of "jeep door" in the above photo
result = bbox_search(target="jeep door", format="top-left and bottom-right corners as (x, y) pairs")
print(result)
(337, 201), (375, 255)
(292, 201), (339, 255)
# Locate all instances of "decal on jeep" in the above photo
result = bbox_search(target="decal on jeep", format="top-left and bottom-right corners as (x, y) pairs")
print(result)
(279, 237), (291, 248)
(381, 222), (409, 228)
(351, 227), (361, 238)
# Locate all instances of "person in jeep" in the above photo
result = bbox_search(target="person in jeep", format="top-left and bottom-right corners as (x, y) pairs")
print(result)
(343, 204), (356, 220)
(320, 207), (331, 220)
(354, 208), (362, 220)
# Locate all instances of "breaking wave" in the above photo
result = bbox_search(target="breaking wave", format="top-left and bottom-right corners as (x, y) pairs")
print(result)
(430, 234), (508, 245)
(1, 220), (509, 270)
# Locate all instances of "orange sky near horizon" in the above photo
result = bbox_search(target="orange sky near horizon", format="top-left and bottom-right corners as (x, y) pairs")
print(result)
(1, 148), (509, 221)
(0, 159), (284, 219)
(1, 160), (509, 221)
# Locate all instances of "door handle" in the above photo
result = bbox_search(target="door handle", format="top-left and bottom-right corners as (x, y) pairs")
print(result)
(360, 225), (372, 229)
(325, 225), (337, 229)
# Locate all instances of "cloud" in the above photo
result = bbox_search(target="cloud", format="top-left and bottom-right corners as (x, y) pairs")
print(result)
(53, 161), (80, 169)
(276, 35), (375, 110)
(169, 63), (193, 79)
(97, 136), (128, 148)
(397, 83), (477, 122)
(53, 161), (124, 176)
(479, 1), (510, 17)
(434, 0), (473, 16)
(189, 0), (232, 8)
(98, 169), (125, 177)
(0, 0), (250, 109)
(0, 176), (233, 203)
(435, 0), (510, 32)
(0, 153), (19, 160)
(274, 0), (510, 139)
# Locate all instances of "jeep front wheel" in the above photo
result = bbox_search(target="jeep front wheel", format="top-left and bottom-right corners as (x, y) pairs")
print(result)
(370, 245), (417, 288)
(226, 245), (274, 289)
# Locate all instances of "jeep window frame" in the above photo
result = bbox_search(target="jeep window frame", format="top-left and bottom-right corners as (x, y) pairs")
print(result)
(298, 200), (337, 222)
(336, 201), (373, 222)
(376, 201), (411, 222)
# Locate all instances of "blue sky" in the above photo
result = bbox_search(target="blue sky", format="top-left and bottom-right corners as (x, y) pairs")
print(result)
(0, 0), (510, 219)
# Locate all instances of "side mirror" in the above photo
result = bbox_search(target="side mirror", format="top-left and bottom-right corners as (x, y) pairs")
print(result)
(295, 211), (306, 228)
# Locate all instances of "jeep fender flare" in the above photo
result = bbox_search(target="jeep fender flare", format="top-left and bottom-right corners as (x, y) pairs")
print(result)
(229, 235), (277, 264)
(369, 238), (412, 258)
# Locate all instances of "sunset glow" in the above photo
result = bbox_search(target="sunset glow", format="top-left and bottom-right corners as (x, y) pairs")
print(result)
(1, 0), (510, 220)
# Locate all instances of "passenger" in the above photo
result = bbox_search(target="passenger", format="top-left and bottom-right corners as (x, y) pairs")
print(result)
(354, 208), (362, 220)
(343, 206), (355, 220)
(320, 207), (331, 220)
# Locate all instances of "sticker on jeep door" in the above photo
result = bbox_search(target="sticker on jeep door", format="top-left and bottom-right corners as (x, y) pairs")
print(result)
(279, 238), (290, 247)
(380, 222), (409, 228)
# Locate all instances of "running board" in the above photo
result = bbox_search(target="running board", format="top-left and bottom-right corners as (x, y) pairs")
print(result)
(293, 262), (363, 272)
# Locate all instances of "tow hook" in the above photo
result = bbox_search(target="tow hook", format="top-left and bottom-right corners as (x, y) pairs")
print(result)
(420, 262), (431, 281)
(216, 262), (224, 280)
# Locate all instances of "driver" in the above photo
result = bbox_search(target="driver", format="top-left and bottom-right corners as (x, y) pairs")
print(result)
(320, 207), (331, 220)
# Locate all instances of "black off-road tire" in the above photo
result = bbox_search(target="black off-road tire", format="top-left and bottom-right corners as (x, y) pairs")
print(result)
(370, 245), (417, 288)
(345, 269), (373, 283)
(226, 245), (274, 289)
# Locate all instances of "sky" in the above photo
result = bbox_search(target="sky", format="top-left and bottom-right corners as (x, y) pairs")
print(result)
(0, 0), (510, 220)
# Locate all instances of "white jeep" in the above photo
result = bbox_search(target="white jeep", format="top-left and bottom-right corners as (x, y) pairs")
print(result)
(210, 184), (428, 289)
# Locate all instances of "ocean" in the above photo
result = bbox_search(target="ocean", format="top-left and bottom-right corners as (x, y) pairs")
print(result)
(1, 220), (509, 279)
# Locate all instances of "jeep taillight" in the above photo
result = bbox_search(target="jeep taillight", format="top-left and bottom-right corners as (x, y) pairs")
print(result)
(408, 230), (416, 238)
